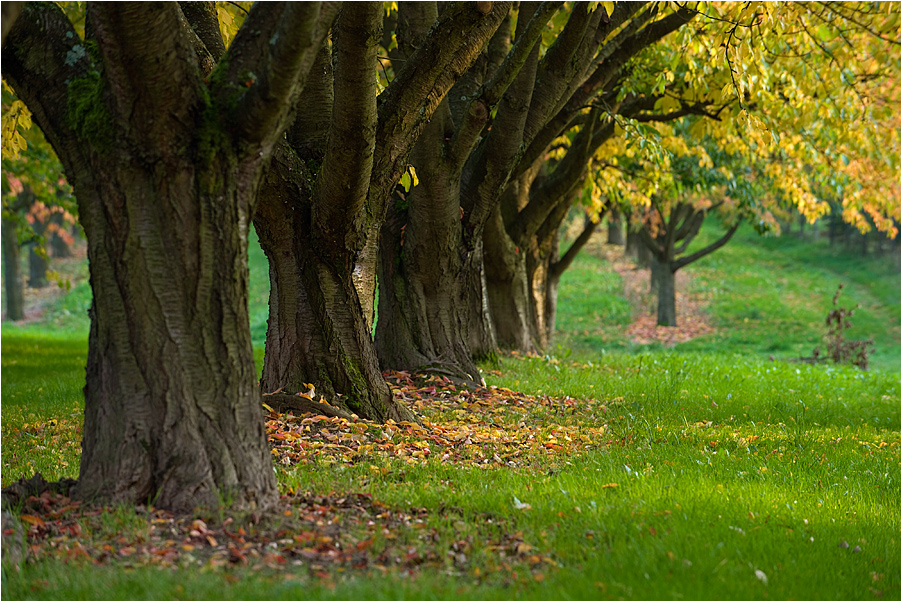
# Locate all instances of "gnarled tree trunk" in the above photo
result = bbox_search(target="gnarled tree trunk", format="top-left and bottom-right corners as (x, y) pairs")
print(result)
(3, 2), (332, 512)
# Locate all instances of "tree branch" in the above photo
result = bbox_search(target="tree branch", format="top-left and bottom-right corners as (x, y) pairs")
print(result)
(638, 224), (665, 258)
(2, 3), (93, 182)
(448, 1), (557, 169)
(513, 5), (695, 180)
(179, 1), (226, 62)
(88, 3), (202, 147)
(551, 212), (602, 279)
(672, 220), (741, 271)
(218, 2), (338, 151)
(367, 1), (512, 218)
(460, 2), (548, 230)
(315, 2), (382, 247)
(1, 1), (23, 44)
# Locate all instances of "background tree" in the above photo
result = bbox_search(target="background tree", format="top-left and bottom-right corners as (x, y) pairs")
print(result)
(2, 86), (77, 319)
(561, 1), (900, 329)
(375, 2), (700, 377)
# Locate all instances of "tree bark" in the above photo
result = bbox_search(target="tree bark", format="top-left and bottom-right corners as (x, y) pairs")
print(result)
(3, 2), (329, 512)
(255, 148), (416, 423)
(253, 2), (509, 414)
(652, 258), (677, 326)
(376, 151), (483, 385)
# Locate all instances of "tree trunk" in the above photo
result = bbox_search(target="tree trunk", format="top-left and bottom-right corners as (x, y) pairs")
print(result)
(463, 237), (498, 361)
(653, 259), (677, 326)
(254, 151), (415, 423)
(3, 1), (334, 512)
(75, 159), (278, 513)
(483, 203), (535, 352)
(49, 206), (73, 258)
(376, 170), (483, 385)
(27, 209), (49, 289)
(2, 216), (25, 321)
(607, 206), (625, 245)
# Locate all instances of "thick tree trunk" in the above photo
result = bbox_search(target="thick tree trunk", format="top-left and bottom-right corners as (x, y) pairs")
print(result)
(2, 216), (25, 321)
(653, 259), (677, 326)
(376, 179), (483, 385)
(3, 1), (335, 512)
(254, 152), (415, 423)
(73, 154), (278, 513)
(484, 203), (535, 352)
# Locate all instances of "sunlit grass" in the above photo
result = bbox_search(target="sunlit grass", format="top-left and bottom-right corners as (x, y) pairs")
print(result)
(2, 222), (900, 599)
(555, 222), (900, 372)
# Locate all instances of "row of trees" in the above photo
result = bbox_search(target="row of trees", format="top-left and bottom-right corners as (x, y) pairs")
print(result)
(2, 1), (898, 512)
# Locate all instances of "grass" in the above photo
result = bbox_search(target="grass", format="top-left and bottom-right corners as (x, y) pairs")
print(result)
(553, 222), (900, 371)
(1, 222), (900, 599)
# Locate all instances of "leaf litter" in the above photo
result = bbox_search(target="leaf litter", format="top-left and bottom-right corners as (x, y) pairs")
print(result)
(7, 372), (609, 583)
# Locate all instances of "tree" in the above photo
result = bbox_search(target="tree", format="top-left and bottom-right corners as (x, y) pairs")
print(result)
(3, 1), (337, 512)
(477, 4), (706, 353)
(249, 1), (512, 420)
(375, 2), (698, 375)
(2, 86), (77, 317)
(594, 3), (899, 327)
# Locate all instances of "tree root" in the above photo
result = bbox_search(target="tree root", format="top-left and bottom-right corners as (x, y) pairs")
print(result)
(262, 393), (357, 420)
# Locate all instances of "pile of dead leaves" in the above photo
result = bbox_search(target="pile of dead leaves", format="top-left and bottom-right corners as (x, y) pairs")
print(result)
(265, 372), (613, 470)
(6, 374), (610, 582)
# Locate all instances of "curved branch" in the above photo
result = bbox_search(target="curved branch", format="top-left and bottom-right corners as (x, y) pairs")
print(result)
(88, 3), (202, 146)
(514, 5), (695, 180)
(551, 213), (602, 279)
(672, 220), (741, 271)
(219, 2), (338, 150)
(179, 1), (226, 62)
(2, 3), (93, 184)
(448, 1), (557, 169)
(367, 1), (512, 216)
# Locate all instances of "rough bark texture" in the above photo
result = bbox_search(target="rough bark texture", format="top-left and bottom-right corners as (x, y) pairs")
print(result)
(255, 148), (415, 423)
(376, 2), (560, 374)
(2, 2), (329, 512)
(374, 1), (541, 382)
(376, 149), (483, 385)
(253, 1), (508, 417)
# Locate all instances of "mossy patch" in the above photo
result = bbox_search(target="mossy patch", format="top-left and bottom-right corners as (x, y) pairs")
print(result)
(66, 71), (114, 151)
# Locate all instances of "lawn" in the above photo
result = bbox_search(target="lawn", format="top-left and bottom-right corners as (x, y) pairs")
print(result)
(1, 223), (899, 600)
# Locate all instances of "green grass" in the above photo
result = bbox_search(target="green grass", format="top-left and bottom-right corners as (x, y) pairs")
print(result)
(554, 222), (901, 372)
(2, 223), (900, 599)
